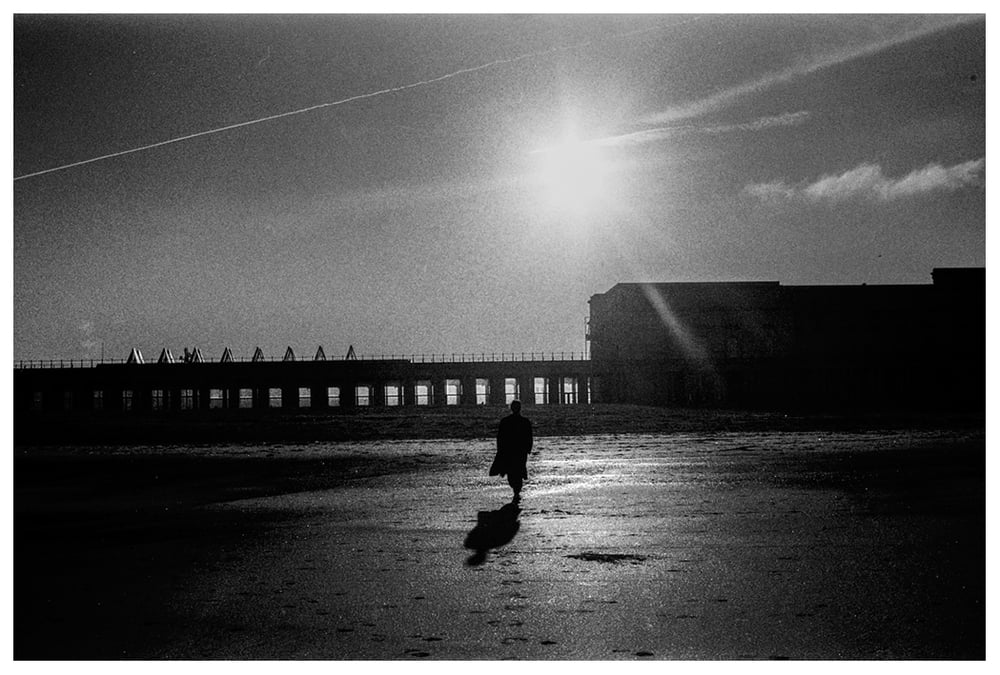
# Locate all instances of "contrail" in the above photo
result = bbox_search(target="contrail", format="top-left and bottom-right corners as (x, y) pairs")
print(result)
(14, 17), (702, 182)
(640, 14), (979, 127)
(536, 110), (813, 152)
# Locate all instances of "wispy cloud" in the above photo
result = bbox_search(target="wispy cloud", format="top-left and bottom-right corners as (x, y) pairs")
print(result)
(642, 15), (978, 126)
(745, 158), (985, 203)
(591, 110), (811, 149)
(702, 111), (813, 134)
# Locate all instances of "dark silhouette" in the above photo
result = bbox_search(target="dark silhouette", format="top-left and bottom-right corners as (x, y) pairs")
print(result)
(490, 400), (533, 501)
(463, 501), (521, 566)
(588, 267), (984, 411)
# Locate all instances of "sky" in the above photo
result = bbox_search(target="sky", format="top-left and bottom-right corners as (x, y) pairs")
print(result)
(11, 11), (986, 362)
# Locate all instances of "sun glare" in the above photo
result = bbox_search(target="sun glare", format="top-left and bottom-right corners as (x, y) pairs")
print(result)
(534, 133), (616, 223)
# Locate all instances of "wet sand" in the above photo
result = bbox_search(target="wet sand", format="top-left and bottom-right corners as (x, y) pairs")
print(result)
(14, 413), (985, 660)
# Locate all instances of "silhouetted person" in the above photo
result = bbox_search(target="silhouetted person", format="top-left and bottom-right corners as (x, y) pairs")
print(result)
(491, 400), (533, 501)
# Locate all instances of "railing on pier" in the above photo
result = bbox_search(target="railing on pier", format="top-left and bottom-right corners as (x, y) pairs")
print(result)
(14, 351), (590, 370)
(14, 359), (125, 369)
(400, 352), (589, 363)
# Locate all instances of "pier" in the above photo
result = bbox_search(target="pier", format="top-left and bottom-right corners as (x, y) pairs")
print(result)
(14, 351), (593, 414)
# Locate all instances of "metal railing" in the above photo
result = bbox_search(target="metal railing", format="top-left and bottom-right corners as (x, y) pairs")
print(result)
(14, 358), (126, 369)
(15, 351), (590, 369)
(400, 352), (589, 363)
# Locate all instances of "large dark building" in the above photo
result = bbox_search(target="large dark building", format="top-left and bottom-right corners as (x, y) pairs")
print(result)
(587, 268), (985, 411)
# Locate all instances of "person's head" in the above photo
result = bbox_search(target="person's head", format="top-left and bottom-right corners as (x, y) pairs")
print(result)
(510, 400), (522, 415)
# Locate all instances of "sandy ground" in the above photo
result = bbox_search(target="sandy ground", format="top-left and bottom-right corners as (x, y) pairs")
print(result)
(14, 427), (984, 660)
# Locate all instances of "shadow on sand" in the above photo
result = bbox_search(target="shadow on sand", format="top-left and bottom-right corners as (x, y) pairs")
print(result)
(464, 501), (521, 566)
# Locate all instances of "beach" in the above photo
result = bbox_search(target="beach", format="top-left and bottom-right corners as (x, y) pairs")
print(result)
(14, 407), (985, 659)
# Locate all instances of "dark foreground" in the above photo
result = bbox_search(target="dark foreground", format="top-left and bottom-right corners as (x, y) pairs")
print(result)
(14, 410), (985, 660)
(14, 402), (986, 445)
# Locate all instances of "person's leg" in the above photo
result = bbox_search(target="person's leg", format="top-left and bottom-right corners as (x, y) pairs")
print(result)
(507, 475), (522, 500)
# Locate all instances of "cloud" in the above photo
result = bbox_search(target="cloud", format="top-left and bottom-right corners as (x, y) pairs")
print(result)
(745, 158), (985, 203)
(641, 15), (978, 126)
(590, 127), (683, 148)
(591, 110), (811, 149)
(744, 181), (798, 201)
(880, 159), (986, 200)
(701, 111), (813, 135)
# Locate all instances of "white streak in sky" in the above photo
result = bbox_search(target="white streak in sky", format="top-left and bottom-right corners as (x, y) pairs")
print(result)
(14, 17), (702, 182)
(700, 111), (812, 135)
(745, 158), (985, 203)
(590, 110), (811, 148)
(641, 15), (979, 126)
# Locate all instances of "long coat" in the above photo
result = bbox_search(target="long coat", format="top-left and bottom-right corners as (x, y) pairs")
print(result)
(490, 413), (533, 479)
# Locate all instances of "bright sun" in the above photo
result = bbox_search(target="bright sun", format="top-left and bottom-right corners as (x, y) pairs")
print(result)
(534, 133), (616, 222)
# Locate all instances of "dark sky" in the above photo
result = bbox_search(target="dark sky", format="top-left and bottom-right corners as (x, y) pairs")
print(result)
(13, 14), (985, 362)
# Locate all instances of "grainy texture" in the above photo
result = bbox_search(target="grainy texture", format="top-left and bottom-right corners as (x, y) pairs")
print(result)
(14, 415), (984, 660)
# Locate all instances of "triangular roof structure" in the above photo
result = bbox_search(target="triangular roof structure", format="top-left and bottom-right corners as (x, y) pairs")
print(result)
(190, 348), (204, 363)
(220, 347), (234, 363)
(126, 348), (144, 364)
(252, 347), (265, 362)
(157, 348), (175, 364)
(346, 344), (357, 360)
(283, 346), (296, 362)
(314, 346), (327, 361)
